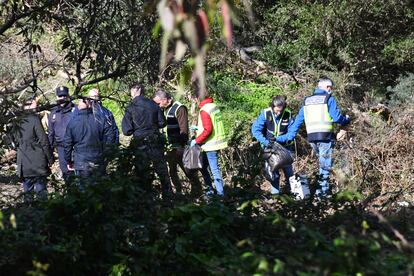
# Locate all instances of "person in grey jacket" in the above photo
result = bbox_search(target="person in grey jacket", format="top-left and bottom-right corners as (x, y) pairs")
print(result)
(14, 98), (53, 201)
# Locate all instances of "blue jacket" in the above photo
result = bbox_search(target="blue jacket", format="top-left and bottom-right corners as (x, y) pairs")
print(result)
(64, 108), (114, 170)
(73, 102), (119, 144)
(48, 103), (74, 147)
(251, 108), (295, 147)
(121, 96), (166, 140)
(277, 88), (350, 142)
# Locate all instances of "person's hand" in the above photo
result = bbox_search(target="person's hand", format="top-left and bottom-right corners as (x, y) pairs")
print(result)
(67, 163), (75, 171)
(190, 140), (197, 147)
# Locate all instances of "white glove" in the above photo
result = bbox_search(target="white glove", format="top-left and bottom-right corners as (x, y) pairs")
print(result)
(336, 129), (347, 141)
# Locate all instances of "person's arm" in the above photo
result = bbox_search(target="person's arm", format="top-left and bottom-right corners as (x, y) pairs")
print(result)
(195, 110), (212, 144)
(103, 108), (119, 144)
(47, 112), (55, 148)
(103, 119), (115, 146)
(157, 106), (167, 129)
(63, 122), (74, 165)
(251, 111), (270, 147)
(276, 107), (304, 143)
(121, 107), (134, 136)
(328, 97), (349, 126)
(34, 116), (54, 165)
(109, 114), (119, 144)
(176, 106), (189, 144)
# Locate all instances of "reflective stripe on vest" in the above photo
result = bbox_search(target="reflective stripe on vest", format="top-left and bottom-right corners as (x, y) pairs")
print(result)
(264, 107), (293, 145)
(196, 103), (228, 151)
(165, 101), (183, 148)
(304, 94), (333, 135)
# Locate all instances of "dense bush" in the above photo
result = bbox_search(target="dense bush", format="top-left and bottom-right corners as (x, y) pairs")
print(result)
(1, 171), (413, 275)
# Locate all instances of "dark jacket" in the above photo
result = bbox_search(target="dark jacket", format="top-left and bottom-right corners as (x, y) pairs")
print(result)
(73, 102), (119, 144)
(48, 103), (74, 147)
(14, 113), (53, 178)
(121, 96), (166, 140)
(165, 101), (189, 147)
(63, 108), (114, 171)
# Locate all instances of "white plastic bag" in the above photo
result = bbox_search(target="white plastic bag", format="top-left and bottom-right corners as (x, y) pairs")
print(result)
(289, 175), (310, 200)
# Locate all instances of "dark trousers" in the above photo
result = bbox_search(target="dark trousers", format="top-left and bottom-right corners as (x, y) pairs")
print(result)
(166, 148), (202, 197)
(132, 136), (172, 200)
(23, 176), (47, 201)
(57, 146), (74, 185)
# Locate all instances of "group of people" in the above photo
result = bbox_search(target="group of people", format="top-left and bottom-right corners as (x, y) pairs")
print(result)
(13, 83), (228, 201)
(252, 77), (350, 198)
(13, 76), (349, 201)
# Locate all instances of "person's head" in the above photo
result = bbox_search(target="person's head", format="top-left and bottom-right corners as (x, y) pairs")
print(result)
(317, 77), (334, 94)
(271, 95), (287, 116)
(130, 83), (145, 99)
(56, 86), (70, 106)
(78, 98), (91, 110)
(88, 88), (100, 100)
(153, 89), (172, 108)
(23, 98), (37, 110)
(56, 86), (69, 99)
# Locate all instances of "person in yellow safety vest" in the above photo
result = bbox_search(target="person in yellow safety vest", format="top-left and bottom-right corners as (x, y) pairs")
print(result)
(251, 95), (295, 195)
(153, 90), (202, 197)
(277, 77), (350, 198)
(190, 96), (227, 196)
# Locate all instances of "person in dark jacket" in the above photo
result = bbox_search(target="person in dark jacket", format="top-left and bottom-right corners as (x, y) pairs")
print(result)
(251, 95), (295, 195)
(122, 83), (172, 200)
(72, 88), (119, 144)
(48, 86), (75, 185)
(14, 99), (53, 201)
(278, 77), (350, 198)
(64, 98), (114, 187)
(153, 90), (202, 197)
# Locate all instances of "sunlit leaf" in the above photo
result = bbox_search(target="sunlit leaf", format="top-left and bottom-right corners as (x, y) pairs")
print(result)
(10, 213), (17, 229)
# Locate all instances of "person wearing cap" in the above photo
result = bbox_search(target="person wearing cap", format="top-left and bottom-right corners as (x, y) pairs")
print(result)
(122, 83), (172, 200)
(48, 86), (75, 185)
(277, 77), (350, 198)
(251, 95), (295, 195)
(14, 98), (54, 201)
(153, 89), (202, 197)
(63, 98), (114, 188)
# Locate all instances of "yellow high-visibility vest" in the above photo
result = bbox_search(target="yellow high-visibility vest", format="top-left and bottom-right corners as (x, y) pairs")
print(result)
(303, 94), (333, 139)
(196, 103), (228, 151)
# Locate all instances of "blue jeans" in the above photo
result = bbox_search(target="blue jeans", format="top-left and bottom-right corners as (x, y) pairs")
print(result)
(310, 141), (333, 196)
(271, 164), (294, 195)
(23, 176), (47, 201)
(201, 151), (224, 196)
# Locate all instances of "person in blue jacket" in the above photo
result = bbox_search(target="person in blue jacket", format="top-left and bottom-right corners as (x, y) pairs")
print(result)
(87, 88), (119, 144)
(48, 86), (75, 185)
(72, 88), (119, 145)
(64, 98), (114, 188)
(251, 95), (295, 195)
(277, 77), (350, 198)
